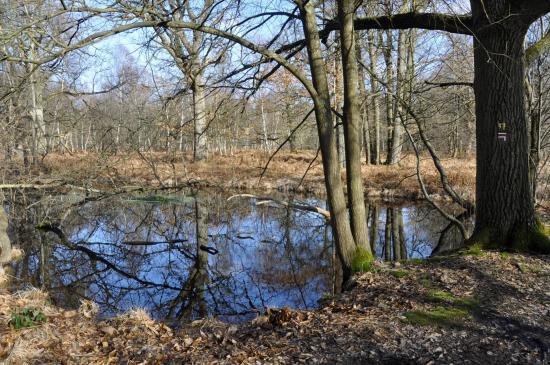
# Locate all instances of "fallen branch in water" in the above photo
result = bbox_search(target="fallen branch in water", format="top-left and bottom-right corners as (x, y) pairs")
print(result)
(228, 194), (330, 219)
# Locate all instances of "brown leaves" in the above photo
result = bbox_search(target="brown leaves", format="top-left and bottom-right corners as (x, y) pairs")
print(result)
(1, 253), (549, 364)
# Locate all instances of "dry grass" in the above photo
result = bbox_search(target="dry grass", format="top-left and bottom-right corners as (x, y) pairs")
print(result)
(30, 150), (476, 200)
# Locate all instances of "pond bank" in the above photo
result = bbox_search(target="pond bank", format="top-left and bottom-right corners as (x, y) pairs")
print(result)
(11, 151), (477, 202)
(1, 251), (548, 364)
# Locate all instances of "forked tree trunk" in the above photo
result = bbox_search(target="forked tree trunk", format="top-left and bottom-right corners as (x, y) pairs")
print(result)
(470, 1), (540, 248)
(299, 0), (357, 281)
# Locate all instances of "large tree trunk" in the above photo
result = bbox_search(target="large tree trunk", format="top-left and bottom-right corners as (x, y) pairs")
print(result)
(338, 0), (371, 252)
(526, 72), (541, 202)
(469, 0), (545, 250)
(299, 0), (358, 281)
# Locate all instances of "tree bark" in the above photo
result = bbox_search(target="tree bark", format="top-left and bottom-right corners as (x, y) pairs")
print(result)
(383, 29), (395, 163)
(469, 0), (539, 248)
(367, 30), (381, 165)
(298, 0), (358, 281)
(388, 28), (407, 165)
(192, 73), (208, 161)
(338, 0), (371, 252)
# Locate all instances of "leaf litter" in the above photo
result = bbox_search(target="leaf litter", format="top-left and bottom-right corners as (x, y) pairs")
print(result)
(0, 252), (548, 364)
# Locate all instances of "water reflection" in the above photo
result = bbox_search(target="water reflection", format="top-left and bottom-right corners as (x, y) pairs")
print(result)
(5, 191), (466, 323)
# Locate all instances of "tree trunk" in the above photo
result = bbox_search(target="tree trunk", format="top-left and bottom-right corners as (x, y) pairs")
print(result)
(356, 36), (371, 165)
(338, 0), (371, 252)
(367, 30), (381, 165)
(299, 0), (358, 281)
(527, 73), (541, 202)
(388, 29), (407, 165)
(383, 30), (395, 164)
(0, 208), (11, 266)
(469, 1), (543, 250)
(193, 73), (208, 161)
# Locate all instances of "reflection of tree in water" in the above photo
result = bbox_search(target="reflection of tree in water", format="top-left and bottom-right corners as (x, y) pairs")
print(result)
(6, 191), (334, 322)
(5, 192), (468, 322)
(368, 203), (466, 261)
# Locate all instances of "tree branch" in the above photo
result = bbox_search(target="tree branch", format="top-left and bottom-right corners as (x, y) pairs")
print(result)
(526, 28), (550, 66)
(320, 12), (473, 42)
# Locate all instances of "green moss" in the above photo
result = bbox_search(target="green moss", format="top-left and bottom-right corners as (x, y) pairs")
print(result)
(499, 251), (512, 259)
(427, 290), (479, 310)
(404, 258), (424, 265)
(403, 306), (470, 327)
(465, 228), (494, 249)
(351, 247), (374, 273)
(35, 220), (53, 230)
(516, 262), (550, 276)
(389, 269), (410, 278)
(525, 229), (550, 254)
(419, 274), (433, 288)
(427, 290), (454, 301)
(456, 243), (486, 257)
(465, 220), (550, 255)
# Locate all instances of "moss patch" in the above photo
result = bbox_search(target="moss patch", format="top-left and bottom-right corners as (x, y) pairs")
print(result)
(403, 306), (470, 327)
(427, 290), (479, 310)
(516, 262), (550, 276)
(419, 274), (433, 288)
(389, 270), (410, 278)
(351, 247), (374, 273)
(457, 243), (486, 257)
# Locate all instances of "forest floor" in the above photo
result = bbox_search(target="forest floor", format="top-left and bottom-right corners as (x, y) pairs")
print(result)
(8, 150), (479, 201)
(1, 251), (549, 364)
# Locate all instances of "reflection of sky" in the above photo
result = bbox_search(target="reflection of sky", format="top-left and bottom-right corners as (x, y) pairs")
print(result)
(51, 195), (331, 321)
(17, 194), (457, 323)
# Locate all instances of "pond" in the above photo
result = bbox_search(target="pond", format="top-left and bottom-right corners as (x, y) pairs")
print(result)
(4, 189), (468, 324)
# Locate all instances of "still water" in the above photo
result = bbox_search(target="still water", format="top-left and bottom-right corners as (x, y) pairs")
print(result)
(5, 190), (465, 323)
